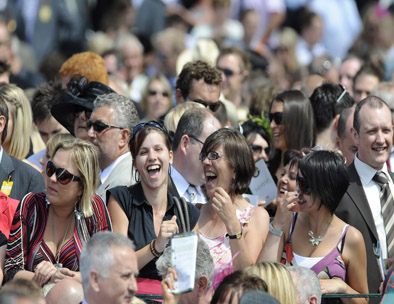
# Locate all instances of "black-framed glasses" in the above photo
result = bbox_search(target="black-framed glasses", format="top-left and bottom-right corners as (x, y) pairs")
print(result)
(187, 97), (221, 112)
(269, 112), (283, 125)
(188, 134), (204, 145)
(86, 120), (123, 133)
(199, 151), (223, 161)
(148, 89), (169, 97)
(132, 121), (167, 139)
(217, 66), (239, 77)
(250, 144), (269, 155)
(46, 161), (81, 185)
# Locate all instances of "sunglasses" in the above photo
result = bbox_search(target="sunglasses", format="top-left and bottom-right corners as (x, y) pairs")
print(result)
(187, 97), (221, 112)
(269, 112), (283, 125)
(250, 144), (270, 155)
(188, 134), (204, 145)
(132, 121), (167, 139)
(148, 89), (169, 97)
(199, 151), (223, 161)
(46, 161), (81, 185)
(74, 109), (92, 119)
(86, 120), (123, 133)
(217, 67), (239, 77)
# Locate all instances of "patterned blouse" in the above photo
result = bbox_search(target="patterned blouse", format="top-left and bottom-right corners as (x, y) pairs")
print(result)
(4, 192), (112, 282)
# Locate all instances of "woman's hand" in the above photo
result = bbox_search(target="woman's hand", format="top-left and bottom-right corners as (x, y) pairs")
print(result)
(33, 261), (57, 287)
(49, 268), (75, 284)
(272, 190), (299, 227)
(319, 278), (346, 294)
(156, 215), (179, 252)
(211, 187), (241, 234)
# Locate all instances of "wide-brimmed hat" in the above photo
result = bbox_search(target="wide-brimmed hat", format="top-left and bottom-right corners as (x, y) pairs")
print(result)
(51, 75), (115, 135)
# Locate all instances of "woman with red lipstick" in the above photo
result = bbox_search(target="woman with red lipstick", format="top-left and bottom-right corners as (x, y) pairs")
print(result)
(107, 121), (199, 285)
(259, 150), (368, 304)
(198, 128), (270, 276)
(4, 139), (111, 289)
(268, 90), (315, 181)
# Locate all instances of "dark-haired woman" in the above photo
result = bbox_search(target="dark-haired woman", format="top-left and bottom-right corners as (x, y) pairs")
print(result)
(198, 128), (269, 276)
(259, 150), (368, 303)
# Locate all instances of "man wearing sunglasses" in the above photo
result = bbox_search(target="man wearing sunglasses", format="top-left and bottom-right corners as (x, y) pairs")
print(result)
(87, 93), (139, 203)
(0, 99), (45, 201)
(171, 108), (221, 206)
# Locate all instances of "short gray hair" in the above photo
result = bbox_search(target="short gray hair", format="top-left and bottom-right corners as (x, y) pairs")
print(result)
(156, 238), (214, 287)
(287, 266), (322, 304)
(94, 93), (139, 132)
(80, 232), (135, 294)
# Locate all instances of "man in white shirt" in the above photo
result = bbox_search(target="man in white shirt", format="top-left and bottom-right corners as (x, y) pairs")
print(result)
(171, 108), (221, 206)
(336, 96), (393, 298)
(87, 93), (139, 203)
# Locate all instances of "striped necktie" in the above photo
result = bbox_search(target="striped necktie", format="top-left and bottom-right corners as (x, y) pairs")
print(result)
(373, 171), (394, 258)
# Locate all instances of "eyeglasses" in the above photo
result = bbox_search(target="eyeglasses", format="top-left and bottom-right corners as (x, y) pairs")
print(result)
(46, 161), (81, 185)
(188, 134), (204, 145)
(217, 67), (239, 77)
(199, 151), (223, 161)
(86, 120), (123, 133)
(148, 89), (169, 97)
(131, 121), (167, 139)
(250, 144), (269, 155)
(269, 112), (283, 125)
(74, 109), (92, 120)
(187, 97), (221, 112)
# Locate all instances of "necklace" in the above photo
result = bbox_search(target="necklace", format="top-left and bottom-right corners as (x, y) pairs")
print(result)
(307, 215), (333, 246)
(52, 205), (73, 268)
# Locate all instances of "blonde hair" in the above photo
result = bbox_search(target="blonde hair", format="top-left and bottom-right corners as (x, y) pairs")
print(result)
(164, 102), (204, 133)
(245, 262), (297, 304)
(46, 133), (75, 159)
(0, 83), (32, 159)
(52, 139), (100, 217)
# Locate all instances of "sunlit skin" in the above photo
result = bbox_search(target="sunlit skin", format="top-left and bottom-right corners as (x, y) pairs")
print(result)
(354, 74), (380, 103)
(37, 117), (69, 144)
(217, 54), (244, 105)
(145, 80), (172, 121)
(269, 100), (286, 151)
(247, 133), (269, 162)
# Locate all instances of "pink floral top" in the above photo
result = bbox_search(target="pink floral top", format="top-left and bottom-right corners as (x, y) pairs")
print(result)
(199, 205), (255, 279)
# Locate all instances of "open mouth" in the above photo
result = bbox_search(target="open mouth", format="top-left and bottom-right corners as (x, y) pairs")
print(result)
(373, 146), (387, 152)
(205, 171), (217, 184)
(147, 164), (161, 176)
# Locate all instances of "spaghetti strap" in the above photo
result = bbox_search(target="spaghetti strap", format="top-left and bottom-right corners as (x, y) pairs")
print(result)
(286, 213), (298, 243)
(338, 225), (349, 254)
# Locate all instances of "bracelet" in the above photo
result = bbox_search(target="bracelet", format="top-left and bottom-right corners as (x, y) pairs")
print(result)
(150, 239), (162, 258)
(226, 226), (243, 240)
(269, 222), (283, 237)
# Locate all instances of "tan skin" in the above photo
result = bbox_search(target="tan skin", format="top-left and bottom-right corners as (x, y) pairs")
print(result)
(108, 129), (198, 271)
(259, 187), (368, 304)
(198, 145), (269, 270)
(14, 149), (83, 287)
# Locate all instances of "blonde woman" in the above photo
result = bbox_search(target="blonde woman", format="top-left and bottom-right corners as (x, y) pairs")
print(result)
(245, 262), (297, 304)
(0, 83), (32, 160)
(4, 139), (112, 287)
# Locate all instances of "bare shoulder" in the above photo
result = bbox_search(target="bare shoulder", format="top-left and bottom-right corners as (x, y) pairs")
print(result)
(344, 225), (365, 250)
(251, 205), (269, 225)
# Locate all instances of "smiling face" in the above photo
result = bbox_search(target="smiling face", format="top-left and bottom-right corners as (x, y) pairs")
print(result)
(46, 148), (83, 208)
(202, 145), (235, 197)
(353, 104), (393, 170)
(247, 133), (269, 162)
(134, 130), (173, 191)
(296, 173), (320, 213)
(145, 80), (172, 120)
(277, 162), (298, 198)
(269, 100), (286, 151)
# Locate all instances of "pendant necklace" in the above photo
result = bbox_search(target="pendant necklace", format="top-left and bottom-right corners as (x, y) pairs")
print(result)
(52, 205), (73, 268)
(307, 215), (333, 246)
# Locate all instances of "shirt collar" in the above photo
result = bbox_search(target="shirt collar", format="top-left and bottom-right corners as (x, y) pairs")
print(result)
(131, 182), (175, 210)
(354, 153), (389, 184)
(100, 152), (131, 184)
(170, 166), (189, 196)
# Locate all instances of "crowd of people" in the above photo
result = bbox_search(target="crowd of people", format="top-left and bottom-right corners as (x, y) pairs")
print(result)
(0, 0), (393, 303)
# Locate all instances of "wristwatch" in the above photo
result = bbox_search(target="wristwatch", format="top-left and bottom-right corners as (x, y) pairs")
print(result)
(226, 227), (243, 239)
(269, 222), (283, 237)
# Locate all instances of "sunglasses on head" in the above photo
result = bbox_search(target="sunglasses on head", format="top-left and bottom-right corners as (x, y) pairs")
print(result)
(187, 97), (221, 112)
(131, 121), (167, 139)
(199, 151), (223, 161)
(217, 67), (238, 77)
(148, 89), (169, 97)
(46, 161), (81, 185)
(86, 120), (123, 133)
(269, 112), (283, 125)
(250, 144), (270, 155)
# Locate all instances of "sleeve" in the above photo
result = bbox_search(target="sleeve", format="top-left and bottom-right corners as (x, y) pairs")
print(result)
(4, 193), (34, 282)
(90, 194), (112, 233)
(187, 202), (200, 230)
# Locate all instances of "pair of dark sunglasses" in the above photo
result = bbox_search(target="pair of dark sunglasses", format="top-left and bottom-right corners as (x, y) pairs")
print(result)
(148, 89), (169, 97)
(74, 109), (92, 119)
(187, 97), (221, 112)
(269, 112), (283, 125)
(199, 151), (223, 161)
(86, 120), (123, 133)
(132, 121), (167, 139)
(250, 144), (270, 155)
(217, 67), (239, 77)
(46, 161), (81, 185)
